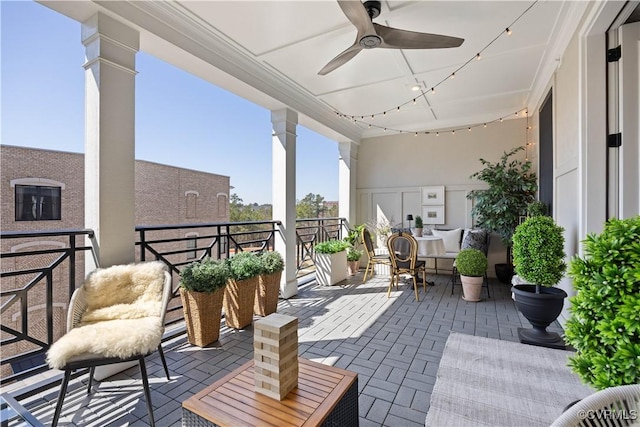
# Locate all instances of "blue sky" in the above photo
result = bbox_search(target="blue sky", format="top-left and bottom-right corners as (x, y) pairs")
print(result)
(1, 1), (339, 205)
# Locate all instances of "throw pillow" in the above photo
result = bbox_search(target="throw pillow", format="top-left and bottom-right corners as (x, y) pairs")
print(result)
(462, 229), (489, 254)
(432, 228), (462, 253)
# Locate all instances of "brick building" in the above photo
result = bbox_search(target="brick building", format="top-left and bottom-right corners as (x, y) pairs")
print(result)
(1, 145), (230, 377)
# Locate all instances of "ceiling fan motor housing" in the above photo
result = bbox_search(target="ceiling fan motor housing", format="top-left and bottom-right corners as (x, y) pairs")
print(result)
(363, 1), (381, 19)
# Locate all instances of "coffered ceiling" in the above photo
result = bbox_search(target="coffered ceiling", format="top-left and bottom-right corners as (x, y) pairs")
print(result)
(41, 1), (586, 143)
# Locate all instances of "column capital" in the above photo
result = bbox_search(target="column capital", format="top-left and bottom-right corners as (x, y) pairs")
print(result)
(82, 13), (139, 72)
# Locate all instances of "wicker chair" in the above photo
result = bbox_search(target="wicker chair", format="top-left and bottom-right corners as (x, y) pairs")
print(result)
(361, 227), (391, 283)
(386, 232), (426, 301)
(551, 384), (640, 427)
(46, 261), (172, 427)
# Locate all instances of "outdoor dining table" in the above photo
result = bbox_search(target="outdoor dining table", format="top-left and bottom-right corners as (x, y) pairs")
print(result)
(415, 235), (445, 285)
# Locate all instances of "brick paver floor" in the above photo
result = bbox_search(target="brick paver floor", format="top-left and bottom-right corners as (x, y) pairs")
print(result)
(18, 271), (562, 426)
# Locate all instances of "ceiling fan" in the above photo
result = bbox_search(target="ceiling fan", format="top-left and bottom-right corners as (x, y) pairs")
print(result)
(319, 0), (464, 75)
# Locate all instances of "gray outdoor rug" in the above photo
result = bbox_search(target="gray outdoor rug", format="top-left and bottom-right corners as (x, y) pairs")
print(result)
(425, 332), (594, 427)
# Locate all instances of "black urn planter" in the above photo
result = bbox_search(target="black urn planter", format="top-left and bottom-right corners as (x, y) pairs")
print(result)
(495, 263), (514, 284)
(512, 284), (568, 349)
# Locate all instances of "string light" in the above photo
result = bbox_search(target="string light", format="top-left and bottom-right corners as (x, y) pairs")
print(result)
(335, 110), (526, 136)
(332, 1), (538, 122)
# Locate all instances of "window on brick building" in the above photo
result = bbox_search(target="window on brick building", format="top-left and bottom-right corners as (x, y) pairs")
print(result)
(186, 235), (198, 260)
(15, 185), (61, 221)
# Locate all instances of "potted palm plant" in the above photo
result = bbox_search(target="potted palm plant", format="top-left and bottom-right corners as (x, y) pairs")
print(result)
(412, 216), (424, 237)
(254, 251), (284, 317)
(564, 216), (640, 389)
(467, 146), (537, 284)
(314, 239), (350, 286)
(511, 215), (567, 348)
(456, 248), (488, 302)
(179, 258), (229, 347)
(225, 251), (262, 329)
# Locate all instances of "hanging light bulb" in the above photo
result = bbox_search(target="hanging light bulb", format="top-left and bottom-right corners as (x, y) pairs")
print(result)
(476, 53), (482, 60)
(415, 132), (418, 136)
(506, 27), (512, 35)
(397, 106), (400, 112)
(436, 132), (439, 137)
(431, 87), (435, 94)
(452, 130), (455, 135)
(500, 117), (504, 122)
(413, 99), (416, 105)
(483, 123), (487, 128)
(468, 127), (472, 132)
(450, 72), (456, 79)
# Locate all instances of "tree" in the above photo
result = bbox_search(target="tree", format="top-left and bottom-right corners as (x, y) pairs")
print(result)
(296, 193), (325, 219)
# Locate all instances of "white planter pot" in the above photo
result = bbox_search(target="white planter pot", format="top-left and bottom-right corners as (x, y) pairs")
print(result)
(460, 275), (484, 302)
(315, 251), (348, 286)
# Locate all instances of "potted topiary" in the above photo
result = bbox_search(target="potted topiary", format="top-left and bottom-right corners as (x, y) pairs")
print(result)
(346, 247), (363, 276)
(314, 239), (350, 286)
(527, 200), (548, 217)
(179, 258), (229, 347)
(511, 215), (567, 348)
(254, 251), (284, 317)
(456, 248), (488, 302)
(564, 216), (640, 390)
(467, 146), (537, 284)
(412, 216), (424, 237)
(225, 251), (262, 329)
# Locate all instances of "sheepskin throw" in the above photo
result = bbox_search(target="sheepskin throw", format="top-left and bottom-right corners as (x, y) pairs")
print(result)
(47, 261), (167, 369)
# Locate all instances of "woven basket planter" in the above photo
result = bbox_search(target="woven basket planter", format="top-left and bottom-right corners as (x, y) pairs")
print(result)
(254, 271), (282, 317)
(224, 276), (258, 329)
(180, 287), (224, 347)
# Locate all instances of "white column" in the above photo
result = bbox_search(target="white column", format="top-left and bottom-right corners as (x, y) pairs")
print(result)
(82, 13), (139, 270)
(338, 141), (358, 225)
(271, 109), (298, 299)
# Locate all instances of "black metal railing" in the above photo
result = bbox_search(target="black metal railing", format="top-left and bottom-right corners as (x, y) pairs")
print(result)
(0, 218), (349, 387)
(0, 229), (96, 385)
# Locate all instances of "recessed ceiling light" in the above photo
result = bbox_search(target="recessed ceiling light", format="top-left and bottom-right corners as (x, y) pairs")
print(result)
(411, 85), (421, 92)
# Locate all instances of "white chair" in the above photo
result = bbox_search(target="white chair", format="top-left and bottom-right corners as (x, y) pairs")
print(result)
(551, 384), (640, 427)
(46, 261), (172, 427)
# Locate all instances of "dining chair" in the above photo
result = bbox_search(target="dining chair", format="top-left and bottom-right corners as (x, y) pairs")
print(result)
(46, 261), (172, 427)
(386, 232), (426, 301)
(361, 227), (391, 283)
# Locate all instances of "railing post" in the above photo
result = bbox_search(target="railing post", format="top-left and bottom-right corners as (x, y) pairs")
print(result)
(68, 233), (76, 297)
(139, 230), (146, 261)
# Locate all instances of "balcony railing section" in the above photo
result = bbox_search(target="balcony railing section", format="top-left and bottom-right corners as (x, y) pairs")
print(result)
(0, 218), (348, 388)
(0, 229), (96, 385)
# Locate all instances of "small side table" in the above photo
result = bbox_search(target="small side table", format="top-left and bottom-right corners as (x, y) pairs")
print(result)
(182, 357), (359, 427)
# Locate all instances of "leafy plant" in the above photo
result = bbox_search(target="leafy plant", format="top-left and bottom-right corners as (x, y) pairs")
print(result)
(347, 247), (363, 262)
(315, 239), (350, 254)
(527, 200), (548, 217)
(259, 251), (284, 275)
(179, 258), (229, 293)
(456, 248), (488, 277)
(365, 217), (394, 243)
(564, 216), (640, 390)
(227, 251), (262, 281)
(414, 216), (423, 228)
(344, 224), (366, 246)
(512, 216), (566, 292)
(467, 146), (537, 263)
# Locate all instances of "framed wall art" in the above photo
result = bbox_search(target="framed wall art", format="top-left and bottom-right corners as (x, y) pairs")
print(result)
(422, 186), (445, 205)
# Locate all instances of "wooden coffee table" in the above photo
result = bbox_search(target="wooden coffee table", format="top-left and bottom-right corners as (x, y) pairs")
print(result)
(182, 357), (359, 426)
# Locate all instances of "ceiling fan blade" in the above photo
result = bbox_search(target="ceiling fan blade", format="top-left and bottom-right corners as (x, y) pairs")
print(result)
(374, 23), (464, 49)
(338, 0), (376, 37)
(318, 43), (363, 75)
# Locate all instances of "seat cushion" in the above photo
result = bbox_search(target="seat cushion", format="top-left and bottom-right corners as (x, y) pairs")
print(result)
(462, 229), (489, 254)
(46, 317), (163, 369)
(432, 228), (463, 253)
(82, 261), (166, 322)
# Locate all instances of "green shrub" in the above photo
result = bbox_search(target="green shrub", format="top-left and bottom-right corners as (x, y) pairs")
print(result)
(315, 239), (350, 254)
(527, 200), (548, 217)
(344, 224), (365, 246)
(564, 216), (640, 389)
(259, 251), (284, 275)
(179, 258), (229, 293)
(456, 248), (488, 277)
(347, 247), (363, 262)
(228, 251), (262, 281)
(512, 216), (566, 288)
(414, 216), (423, 228)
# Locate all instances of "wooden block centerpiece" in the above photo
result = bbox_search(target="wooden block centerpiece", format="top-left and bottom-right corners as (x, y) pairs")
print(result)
(253, 313), (298, 400)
